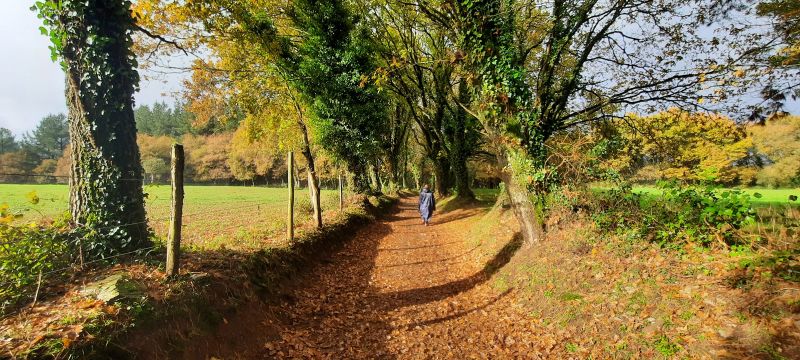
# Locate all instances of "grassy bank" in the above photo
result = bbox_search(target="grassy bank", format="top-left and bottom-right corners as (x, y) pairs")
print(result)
(456, 191), (799, 358)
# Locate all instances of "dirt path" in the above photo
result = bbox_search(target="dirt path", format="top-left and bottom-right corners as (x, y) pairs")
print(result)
(254, 197), (549, 359)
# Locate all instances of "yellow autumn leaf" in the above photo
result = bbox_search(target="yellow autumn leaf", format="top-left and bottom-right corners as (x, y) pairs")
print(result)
(26, 191), (40, 205)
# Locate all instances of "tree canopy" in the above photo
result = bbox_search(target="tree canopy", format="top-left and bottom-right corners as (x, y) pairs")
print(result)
(125, 0), (793, 242)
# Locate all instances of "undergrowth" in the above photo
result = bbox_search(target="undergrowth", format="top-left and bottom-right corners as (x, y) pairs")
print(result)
(590, 181), (761, 248)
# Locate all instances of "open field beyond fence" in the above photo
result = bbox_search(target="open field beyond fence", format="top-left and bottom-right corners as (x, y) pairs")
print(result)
(473, 186), (799, 207)
(0, 184), (343, 250)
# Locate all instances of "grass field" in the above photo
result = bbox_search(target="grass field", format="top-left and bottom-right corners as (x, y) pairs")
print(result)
(612, 186), (800, 207)
(473, 186), (800, 207)
(0, 184), (343, 250)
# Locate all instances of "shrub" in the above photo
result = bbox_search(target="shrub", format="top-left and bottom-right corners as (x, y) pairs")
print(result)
(590, 181), (757, 247)
(1, 204), (71, 314)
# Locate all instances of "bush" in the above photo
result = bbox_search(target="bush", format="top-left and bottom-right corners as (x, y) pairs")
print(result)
(590, 181), (757, 247)
(1, 204), (71, 314)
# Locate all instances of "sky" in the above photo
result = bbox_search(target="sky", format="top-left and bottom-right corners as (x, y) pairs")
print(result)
(0, 1), (186, 137)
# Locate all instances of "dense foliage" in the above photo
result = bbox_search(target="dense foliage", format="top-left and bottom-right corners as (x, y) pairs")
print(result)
(592, 182), (759, 247)
(0, 203), (70, 314)
(748, 115), (800, 187)
(284, 0), (387, 193)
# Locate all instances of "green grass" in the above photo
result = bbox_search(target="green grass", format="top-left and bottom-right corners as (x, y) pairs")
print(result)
(473, 186), (799, 207)
(627, 186), (799, 207)
(473, 188), (501, 203)
(1, 184), (342, 250)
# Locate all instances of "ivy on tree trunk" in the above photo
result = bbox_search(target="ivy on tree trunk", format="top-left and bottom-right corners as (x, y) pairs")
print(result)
(36, 0), (150, 255)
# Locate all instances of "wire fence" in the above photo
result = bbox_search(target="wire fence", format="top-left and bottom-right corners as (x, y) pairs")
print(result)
(0, 170), (351, 317)
(0, 172), (346, 188)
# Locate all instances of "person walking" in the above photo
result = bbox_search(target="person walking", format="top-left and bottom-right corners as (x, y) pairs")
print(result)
(419, 184), (436, 226)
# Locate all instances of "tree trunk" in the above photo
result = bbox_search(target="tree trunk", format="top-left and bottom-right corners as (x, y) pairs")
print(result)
(496, 151), (544, 245)
(401, 149), (408, 189)
(452, 157), (473, 200)
(66, 73), (149, 250)
(452, 77), (475, 200)
(293, 161), (301, 189)
(306, 168), (322, 228)
(62, 3), (149, 253)
(432, 157), (452, 198)
(385, 154), (401, 191)
(371, 160), (383, 194)
(348, 160), (372, 194)
(297, 122), (322, 228)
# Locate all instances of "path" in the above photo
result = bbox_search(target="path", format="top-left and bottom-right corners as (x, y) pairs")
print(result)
(258, 197), (548, 359)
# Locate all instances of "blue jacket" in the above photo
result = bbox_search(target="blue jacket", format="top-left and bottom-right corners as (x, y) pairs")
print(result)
(419, 189), (435, 219)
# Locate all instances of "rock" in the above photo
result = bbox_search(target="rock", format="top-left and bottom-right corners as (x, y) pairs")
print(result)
(79, 273), (143, 304)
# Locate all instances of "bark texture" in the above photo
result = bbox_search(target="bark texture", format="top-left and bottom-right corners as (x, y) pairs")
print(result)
(61, 2), (149, 252)
(299, 122), (322, 228)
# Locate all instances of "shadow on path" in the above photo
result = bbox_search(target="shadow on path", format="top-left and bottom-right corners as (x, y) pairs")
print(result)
(255, 197), (522, 358)
(372, 233), (521, 310)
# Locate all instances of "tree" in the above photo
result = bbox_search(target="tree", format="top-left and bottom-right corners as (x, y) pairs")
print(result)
(54, 146), (71, 182)
(24, 113), (69, 159)
(279, 0), (388, 195)
(0, 150), (39, 183)
(138, 134), (173, 183)
(365, 4), (482, 198)
(141, 158), (169, 183)
(35, 0), (150, 254)
(406, 0), (779, 245)
(33, 159), (59, 183)
(133, 0), (329, 227)
(134, 102), (192, 137)
(594, 110), (755, 185)
(184, 133), (234, 183)
(758, 0), (800, 67)
(0, 128), (18, 154)
(227, 124), (280, 184)
(748, 115), (800, 187)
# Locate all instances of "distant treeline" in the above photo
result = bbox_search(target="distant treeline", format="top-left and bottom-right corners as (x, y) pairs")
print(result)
(0, 102), (335, 185)
(3, 105), (799, 188)
(547, 110), (800, 188)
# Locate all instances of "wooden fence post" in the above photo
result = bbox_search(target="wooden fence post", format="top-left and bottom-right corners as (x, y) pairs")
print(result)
(339, 171), (344, 211)
(288, 151), (295, 242)
(166, 143), (184, 277)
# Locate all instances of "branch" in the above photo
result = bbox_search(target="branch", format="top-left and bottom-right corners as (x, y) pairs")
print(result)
(133, 24), (189, 56)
